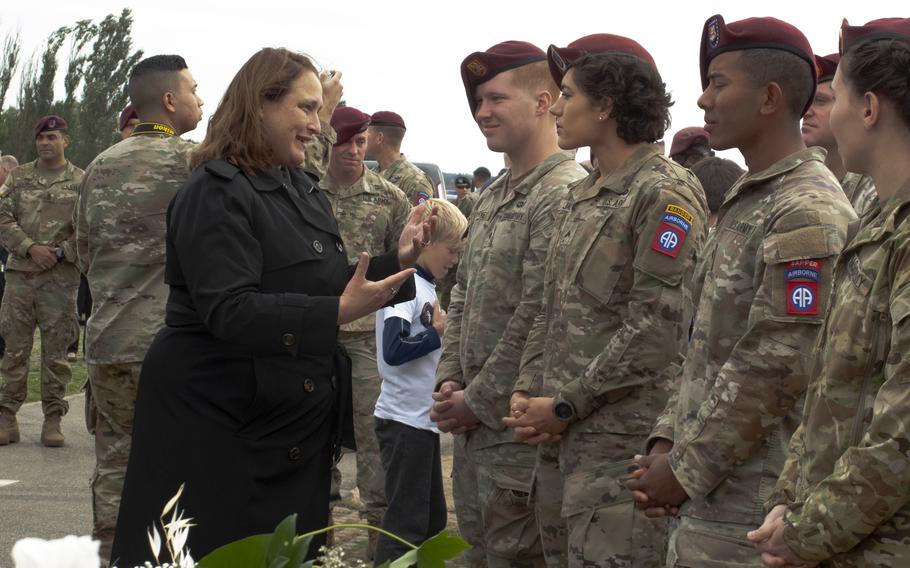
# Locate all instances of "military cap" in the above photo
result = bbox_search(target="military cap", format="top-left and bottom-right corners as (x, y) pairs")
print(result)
(370, 111), (406, 130)
(669, 127), (710, 157)
(33, 115), (68, 139)
(547, 34), (656, 85)
(460, 40), (546, 115)
(840, 18), (910, 55)
(330, 106), (371, 146)
(815, 53), (840, 83)
(700, 15), (817, 115)
(118, 104), (138, 132)
(454, 175), (471, 187)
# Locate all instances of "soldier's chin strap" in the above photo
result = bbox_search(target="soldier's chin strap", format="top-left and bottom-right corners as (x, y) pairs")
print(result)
(131, 122), (176, 137)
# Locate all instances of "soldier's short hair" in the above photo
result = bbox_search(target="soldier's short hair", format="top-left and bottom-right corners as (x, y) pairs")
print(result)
(508, 60), (560, 105)
(690, 157), (744, 214)
(129, 55), (189, 114)
(841, 39), (910, 129)
(416, 198), (468, 246)
(736, 49), (815, 119)
(372, 125), (406, 149)
(472, 166), (491, 182)
(570, 52), (673, 144)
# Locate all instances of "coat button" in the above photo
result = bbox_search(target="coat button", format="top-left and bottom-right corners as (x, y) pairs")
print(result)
(336, 241), (344, 253)
(288, 447), (301, 461)
(313, 240), (324, 253)
(303, 379), (315, 392)
(282, 333), (296, 346)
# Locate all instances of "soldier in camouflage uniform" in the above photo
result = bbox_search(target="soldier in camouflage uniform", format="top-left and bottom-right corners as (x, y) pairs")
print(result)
(749, 18), (910, 568)
(365, 111), (435, 206)
(429, 41), (586, 568)
(503, 35), (707, 568)
(626, 16), (856, 567)
(0, 115), (82, 448)
(323, 107), (410, 557)
(302, 70), (343, 182)
(802, 52), (878, 217)
(73, 55), (203, 564)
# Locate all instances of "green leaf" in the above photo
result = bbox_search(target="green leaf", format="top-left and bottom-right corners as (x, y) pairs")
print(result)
(266, 514), (298, 563)
(389, 550), (418, 568)
(415, 530), (471, 568)
(268, 557), (289, 568)
(374, 561), (392, 568)
(196, 534), (271, 567)
(285, 535), (313, 568)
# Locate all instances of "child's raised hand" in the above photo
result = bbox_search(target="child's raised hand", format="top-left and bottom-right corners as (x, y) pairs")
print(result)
(433, 301), (447, 337)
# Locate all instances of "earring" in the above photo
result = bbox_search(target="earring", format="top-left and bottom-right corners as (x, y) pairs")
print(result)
(598, 116), (605, 121)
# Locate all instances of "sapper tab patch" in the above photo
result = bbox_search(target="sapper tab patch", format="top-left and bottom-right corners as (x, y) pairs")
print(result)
(786, 259), (821, 315)
(650, 205), (694, 258)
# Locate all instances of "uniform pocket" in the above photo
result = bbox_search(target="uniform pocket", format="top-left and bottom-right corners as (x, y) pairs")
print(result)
(576, 231), (626, 304)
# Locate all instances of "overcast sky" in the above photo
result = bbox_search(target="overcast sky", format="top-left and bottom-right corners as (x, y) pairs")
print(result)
(0, 1), (899, 173)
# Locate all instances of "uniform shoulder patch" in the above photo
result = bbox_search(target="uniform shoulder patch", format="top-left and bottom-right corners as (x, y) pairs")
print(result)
(650, 204), (693, 258)
(415, 191), (430, 206)
(785, 260), (821, 315)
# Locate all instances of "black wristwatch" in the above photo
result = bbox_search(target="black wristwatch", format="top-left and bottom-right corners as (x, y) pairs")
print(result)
(55, 248), (65, 263)
(553, 397), (576, 422)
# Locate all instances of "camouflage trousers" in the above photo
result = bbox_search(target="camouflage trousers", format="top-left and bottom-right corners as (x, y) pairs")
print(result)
(452, 431), (546, 568)
(534, 445), (568, 568)
(0, 267), (79, 416)
(667, 514), (764, 567)
(558, 432), (667, 567)
(332, 331), (386, 525)
(86, 362), (141, 566)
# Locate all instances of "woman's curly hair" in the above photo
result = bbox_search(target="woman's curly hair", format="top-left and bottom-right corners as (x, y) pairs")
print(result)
(569, 52), (673, 144)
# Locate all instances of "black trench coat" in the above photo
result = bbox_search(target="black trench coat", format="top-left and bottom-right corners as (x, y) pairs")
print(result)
(110, 160), (413, 566)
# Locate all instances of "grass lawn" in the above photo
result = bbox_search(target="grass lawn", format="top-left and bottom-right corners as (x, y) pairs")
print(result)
(23, 329), (87, 403)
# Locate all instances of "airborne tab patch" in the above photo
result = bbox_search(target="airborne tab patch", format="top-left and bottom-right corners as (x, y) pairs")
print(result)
(650, 205), (693, 258)
(786, 260), (821, 315)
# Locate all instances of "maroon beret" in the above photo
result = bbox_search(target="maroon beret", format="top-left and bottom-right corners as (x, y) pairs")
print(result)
(460, 40), (546, 115)
(669, 127), (710, 157)
(548, 34), (657, 86)
(370, 111), (406, 130)
(840, 18), (910, 55)
(118, 104), (138, 132)
(701, 15), (817, 115)
(33, 115), (68, 139)
(815, 53), (840, 83)
(330, 107), (371, 146)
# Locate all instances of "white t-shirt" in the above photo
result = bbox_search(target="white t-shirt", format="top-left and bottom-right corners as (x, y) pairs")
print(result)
(374, 272), (441, 432)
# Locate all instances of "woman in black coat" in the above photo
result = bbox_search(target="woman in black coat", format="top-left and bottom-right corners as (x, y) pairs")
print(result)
(111, 48), (430, 566)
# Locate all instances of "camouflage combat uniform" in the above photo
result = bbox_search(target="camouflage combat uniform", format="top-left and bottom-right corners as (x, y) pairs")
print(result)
(302, 119), (336, 181)
(767, 178), (910, 567)
(437, 151), (586, 567)
(455, 191), (479, 219)
(322, 166), (410, 527)
(841, 172), (878, 218)
(648, 147), (855, 566)
(0, 160), (83, 418)
(516, 144), (708, 568)
(73, 130), (194, 563)
(379, 154), (435, 206)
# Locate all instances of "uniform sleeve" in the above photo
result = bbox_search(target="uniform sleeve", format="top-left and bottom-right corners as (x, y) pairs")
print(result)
(170, 172), (341, 357)
(385, 189), (410, 253)
(557, 182), (706, 422)
(669, 207), (851, 500)
(461, 188), (563, 430)
(59, 171), (83, 264)
(782, 243), (910, 561)
(302, 119), (335, 181)
(765, 421), (805, 511)
(648, 364), (684, 449)
(0, 172), (35, 257)
(72, 169), (91, 273)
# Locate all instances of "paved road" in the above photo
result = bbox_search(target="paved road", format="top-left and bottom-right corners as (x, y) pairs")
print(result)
(0, 393), (372, 567)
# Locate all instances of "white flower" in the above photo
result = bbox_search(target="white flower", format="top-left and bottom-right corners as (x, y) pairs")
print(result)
(12, 535), (100, 568)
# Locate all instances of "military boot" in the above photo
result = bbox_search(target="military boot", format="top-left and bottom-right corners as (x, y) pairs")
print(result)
(0, 408), (19, 445)
(41, 413), (65, 447)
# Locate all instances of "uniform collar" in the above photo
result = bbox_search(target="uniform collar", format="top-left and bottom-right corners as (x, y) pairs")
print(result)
(570, 143), (663, 202)
(724, 147), (825, 205)
(488, 150), (577, 197)
(322, 166), (377, 196)
(851, 176), (910, 246)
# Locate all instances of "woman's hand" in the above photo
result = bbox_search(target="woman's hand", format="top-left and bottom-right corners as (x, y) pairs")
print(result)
(398, 206), (438, 268)
(338, 252), (415, 325)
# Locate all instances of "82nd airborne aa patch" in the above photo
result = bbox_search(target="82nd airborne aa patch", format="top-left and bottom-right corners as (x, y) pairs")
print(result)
(786, 260), (821, 315)
(650, 204), (693, 258)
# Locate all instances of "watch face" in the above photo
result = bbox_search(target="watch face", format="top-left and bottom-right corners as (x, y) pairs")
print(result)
(554, 401), (573, 421)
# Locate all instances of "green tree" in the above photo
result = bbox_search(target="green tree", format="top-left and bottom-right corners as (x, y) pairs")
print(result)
(0, 27), (22, 156)
(0, 9), (142, 167)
